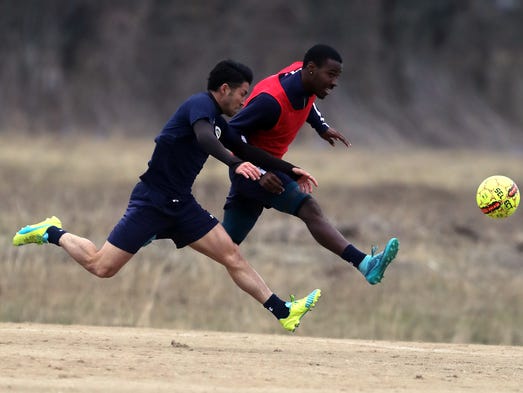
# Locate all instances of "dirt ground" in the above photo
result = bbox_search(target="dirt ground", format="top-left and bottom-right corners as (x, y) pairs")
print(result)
(0, 323), (521, 393)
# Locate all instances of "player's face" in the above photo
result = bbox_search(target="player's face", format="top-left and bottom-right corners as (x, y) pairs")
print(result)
(223, 82), (250, 117)
(309, 59), (342, 99)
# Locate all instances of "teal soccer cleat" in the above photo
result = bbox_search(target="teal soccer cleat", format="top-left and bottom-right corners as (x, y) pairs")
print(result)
(358, 238), (399, 285)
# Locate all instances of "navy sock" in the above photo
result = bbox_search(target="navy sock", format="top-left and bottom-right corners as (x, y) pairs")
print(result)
(263, 294), (290, 319)
(46, 226), (67, 246)
(341, 244), (367, 268)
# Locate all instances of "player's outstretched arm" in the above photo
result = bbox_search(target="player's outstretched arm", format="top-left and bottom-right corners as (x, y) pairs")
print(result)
(193, 119), (261, 180)
(222, 125), (313, 181)
(307, 105), (350, 147)
(230, 138), (319, 192)
(320, 127), (351, 147)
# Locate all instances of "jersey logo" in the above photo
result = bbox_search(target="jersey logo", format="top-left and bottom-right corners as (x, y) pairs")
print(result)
(214, 125), (222, 139)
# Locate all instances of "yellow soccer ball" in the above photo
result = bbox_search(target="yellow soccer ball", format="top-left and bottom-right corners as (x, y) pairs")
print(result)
(476, 175), (519, 219)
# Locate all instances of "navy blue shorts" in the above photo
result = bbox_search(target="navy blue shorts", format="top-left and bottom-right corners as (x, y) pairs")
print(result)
(108, 182), (219, 254)
(222, 170), (311, 244)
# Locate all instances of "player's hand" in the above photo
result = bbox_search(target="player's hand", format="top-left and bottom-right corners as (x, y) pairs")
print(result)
(259, 172), (284, 194)
(292, 168), (318, 194)
(235, 162), (262, 180)
(320, 127), (351, 148)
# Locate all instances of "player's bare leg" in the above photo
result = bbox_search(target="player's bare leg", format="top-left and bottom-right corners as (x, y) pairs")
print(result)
(189, 224), (272, 304)
(13, 217), (322, 331)
(58, 235), (133, 278)
(13, 216), (133, 277)
(189, 223), (321, 331)
(296, 198), (349, 255)
(297, 198), (399, 284)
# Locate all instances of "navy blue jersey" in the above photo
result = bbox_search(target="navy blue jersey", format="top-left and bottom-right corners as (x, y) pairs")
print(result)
(139, 92), (228, 198)
(229, 71), (329, 137)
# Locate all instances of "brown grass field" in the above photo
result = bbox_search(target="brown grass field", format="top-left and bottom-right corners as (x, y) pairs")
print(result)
(1, 134), (522, 391)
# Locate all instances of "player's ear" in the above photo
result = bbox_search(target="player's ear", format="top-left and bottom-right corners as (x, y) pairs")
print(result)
(219, 83), (231, 95)
(305, 62), (316, 76)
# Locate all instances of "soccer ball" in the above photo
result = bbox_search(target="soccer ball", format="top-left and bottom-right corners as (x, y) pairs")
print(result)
(476, 175), (519, 219)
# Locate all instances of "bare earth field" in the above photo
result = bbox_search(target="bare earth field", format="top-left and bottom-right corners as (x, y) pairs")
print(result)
(1, 322), (522, 393)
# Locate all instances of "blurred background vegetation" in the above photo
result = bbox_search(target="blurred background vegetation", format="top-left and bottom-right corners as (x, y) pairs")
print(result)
(1, 0), (523, 148)
(1, 1), (523, 344)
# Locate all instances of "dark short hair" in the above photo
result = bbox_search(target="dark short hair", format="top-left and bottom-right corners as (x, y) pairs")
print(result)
(303, 44), (343, 68)
(207, 60), (253, 91)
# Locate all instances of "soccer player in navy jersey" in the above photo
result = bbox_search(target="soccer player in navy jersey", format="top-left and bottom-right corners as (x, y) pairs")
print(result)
(223, 45), (399, 285)
(12, 60), (321, 332)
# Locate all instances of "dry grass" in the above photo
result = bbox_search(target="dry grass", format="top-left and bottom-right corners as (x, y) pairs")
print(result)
(1, 133), (522, 345)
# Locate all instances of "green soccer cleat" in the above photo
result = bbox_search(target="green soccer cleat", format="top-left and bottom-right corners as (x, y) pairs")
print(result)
(279, 289), (321, 332)
(358, 237), (399, 285)
(12, 216), (62, 246)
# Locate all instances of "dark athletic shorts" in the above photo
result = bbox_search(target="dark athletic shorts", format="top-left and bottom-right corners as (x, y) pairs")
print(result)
(108, 181), (219, 254)
(222, 170), (311, 244)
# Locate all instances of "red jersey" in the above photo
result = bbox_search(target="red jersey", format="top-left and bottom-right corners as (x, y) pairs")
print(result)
(244, 62), (316, 158)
